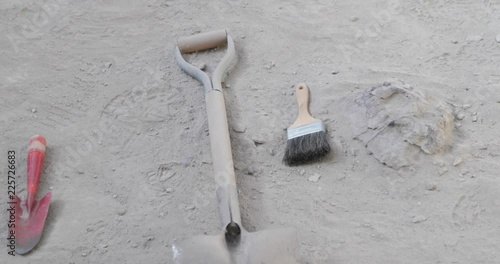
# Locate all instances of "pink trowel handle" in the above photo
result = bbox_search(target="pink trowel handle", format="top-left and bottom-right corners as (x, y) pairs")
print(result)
(26, 135), (47, 212)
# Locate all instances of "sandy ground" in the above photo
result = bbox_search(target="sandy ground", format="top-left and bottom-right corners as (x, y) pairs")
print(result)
(1, 0), (500, 263)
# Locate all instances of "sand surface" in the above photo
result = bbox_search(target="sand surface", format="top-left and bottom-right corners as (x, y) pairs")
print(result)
(1, 0), (500, 263)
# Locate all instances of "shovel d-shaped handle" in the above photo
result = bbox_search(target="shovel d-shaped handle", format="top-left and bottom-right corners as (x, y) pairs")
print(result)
(175, 29), (235, 94)
(26, 135), (46, 213)
(177, 29), (228, 54)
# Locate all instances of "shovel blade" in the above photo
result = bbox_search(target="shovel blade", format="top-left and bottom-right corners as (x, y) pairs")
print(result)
(172, 227), (300, 264)
(242, 227), (300, 264)
(12, 192), (52, 255)
(173, 233), (232, 264)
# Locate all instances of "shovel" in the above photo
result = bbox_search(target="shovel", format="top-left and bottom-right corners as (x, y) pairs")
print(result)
(10, 135), (51, 255)
(173, 29), (300, 264)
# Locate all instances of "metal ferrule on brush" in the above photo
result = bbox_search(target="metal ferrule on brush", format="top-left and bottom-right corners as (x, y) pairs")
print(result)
(287, 121), (326, 140)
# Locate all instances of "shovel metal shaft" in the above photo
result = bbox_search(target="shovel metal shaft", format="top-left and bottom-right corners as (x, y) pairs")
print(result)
(206, 90), (241, 227)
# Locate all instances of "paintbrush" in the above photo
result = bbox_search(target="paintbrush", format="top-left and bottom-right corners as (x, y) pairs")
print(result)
(283, 83), (331, 166)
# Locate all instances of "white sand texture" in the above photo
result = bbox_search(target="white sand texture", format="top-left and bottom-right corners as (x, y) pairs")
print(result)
(1, 0), (500, 263)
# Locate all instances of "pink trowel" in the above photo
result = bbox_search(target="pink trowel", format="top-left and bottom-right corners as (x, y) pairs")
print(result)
(10, 135), (52, 254)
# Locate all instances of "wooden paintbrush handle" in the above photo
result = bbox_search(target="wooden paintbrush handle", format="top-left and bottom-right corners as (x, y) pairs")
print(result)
(292, 83), (317, 127)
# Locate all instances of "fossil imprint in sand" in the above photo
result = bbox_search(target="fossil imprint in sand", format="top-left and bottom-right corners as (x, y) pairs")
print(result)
(343, 81), (455, 169)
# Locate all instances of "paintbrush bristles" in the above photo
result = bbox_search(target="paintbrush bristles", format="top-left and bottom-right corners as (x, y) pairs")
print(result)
(283, 131), (331, 166)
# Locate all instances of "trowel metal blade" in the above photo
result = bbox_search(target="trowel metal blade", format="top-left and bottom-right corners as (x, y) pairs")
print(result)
(13, 192), (52, 255)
